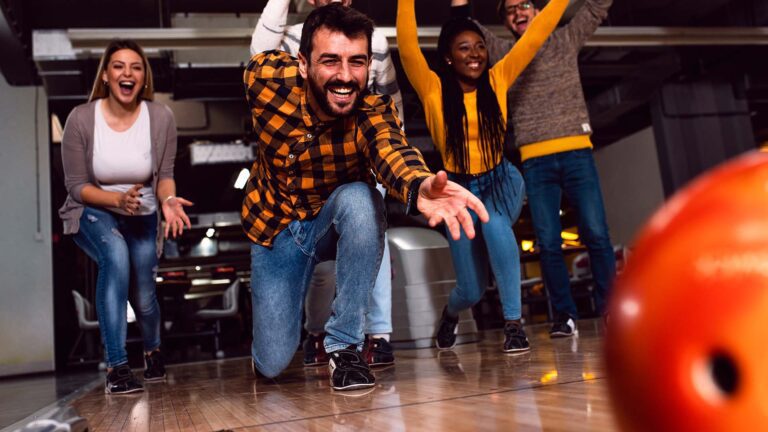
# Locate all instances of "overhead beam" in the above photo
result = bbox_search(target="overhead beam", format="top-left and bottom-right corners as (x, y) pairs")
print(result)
(40, 26), (768, 58)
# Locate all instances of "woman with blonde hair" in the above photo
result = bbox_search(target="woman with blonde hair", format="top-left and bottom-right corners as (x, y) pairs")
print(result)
(59, 38), (192, 393)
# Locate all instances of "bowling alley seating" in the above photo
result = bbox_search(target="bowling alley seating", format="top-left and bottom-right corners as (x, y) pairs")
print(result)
(68, 290), (139, 369)
(571, 244), (630, 281)
(68, 290), (101, 367)
(194, 279), (241, 358)
(387, 227), (479, 349)
(568, 244), (630, 316)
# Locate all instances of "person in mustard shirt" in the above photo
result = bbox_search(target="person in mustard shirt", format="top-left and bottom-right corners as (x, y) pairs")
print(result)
(452, 0), (616, 338)
(397, 0), (568, 352)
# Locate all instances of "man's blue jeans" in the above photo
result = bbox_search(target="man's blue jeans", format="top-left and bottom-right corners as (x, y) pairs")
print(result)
(249, 182), (386, 378)
(304, 237), (392, 335)
(304, 183), (393, 336)
(73, 206), (161, 368)
(445, 160), (526, 321)
(522, 148), (615, 318)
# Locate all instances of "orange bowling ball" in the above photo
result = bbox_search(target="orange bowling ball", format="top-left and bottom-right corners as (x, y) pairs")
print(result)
(606, 152), (768, 431)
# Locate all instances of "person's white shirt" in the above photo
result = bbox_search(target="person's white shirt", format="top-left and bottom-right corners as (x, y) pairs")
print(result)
(93, 99), (157, 215)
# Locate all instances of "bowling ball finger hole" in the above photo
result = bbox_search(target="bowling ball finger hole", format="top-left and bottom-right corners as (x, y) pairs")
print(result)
(693, 352), (739, 403)
(710, 353), (739, 396)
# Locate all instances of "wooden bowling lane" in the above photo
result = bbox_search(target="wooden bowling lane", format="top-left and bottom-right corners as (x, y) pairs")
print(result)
(69, 319), (616, 431)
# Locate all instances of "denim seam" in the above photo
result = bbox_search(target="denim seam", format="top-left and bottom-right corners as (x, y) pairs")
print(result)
(325, 342), (358, 353)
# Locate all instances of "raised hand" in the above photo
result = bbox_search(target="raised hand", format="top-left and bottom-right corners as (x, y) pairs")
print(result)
(416, 171), (489, 240)
(118, 184), (143, 215)
(161, 196), (194, 239)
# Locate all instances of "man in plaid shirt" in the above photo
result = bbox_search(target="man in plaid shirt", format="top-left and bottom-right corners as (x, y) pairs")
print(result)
(251, 0), (407, 370)
(243, 4), (488, 391)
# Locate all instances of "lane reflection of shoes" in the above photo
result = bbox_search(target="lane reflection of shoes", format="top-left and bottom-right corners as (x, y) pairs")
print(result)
(437, 350), (466, 379)
(330, 385), (377, 399)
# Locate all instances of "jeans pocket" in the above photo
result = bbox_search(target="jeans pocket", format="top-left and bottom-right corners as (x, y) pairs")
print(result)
(522, 157), (539, 171)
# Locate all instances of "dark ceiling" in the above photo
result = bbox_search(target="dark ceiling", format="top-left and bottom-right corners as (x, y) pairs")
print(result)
(3, 0), (768, 212)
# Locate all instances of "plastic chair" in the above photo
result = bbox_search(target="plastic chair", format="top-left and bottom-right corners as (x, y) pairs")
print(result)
(69, 290), (137, 369)
(194, 279), (241, 358)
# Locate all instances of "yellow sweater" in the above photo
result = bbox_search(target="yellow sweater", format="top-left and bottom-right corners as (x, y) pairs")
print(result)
(397, 0), (569, 174)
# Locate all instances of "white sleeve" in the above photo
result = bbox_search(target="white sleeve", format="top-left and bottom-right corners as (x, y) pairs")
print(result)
(370, 30), (405, 124)
(250, 0), (291, 56)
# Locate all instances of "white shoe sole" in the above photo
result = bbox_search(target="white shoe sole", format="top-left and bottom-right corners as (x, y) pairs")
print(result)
(143, 375), (166, 382)
(550, 329), (579, 338)
(331, 381), (376, 391)
(503, 346), (531, 354)
(105, 386), (144, 395)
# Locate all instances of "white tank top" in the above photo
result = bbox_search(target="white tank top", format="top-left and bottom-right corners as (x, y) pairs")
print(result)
(93, 99), (157, 215)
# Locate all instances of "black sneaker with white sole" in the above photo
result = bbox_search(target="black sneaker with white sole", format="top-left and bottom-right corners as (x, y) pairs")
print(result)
(435, 307), (459, 350)
(328, 346), (375, 391)
(502, 321), (531, 353)
(549, 314), (578, 338)
(105, 364), (143, 395)
(143, 350), (166, 381)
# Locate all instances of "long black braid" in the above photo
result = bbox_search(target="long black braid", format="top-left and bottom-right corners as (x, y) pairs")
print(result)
(437, 17), (514, 216)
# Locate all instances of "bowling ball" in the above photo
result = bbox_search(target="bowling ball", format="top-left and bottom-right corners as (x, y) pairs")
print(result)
(605, 152), (768, 431)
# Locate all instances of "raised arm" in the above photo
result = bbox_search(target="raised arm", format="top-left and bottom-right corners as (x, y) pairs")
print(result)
(491, 0), (569, 91)
(396, 0), (440, 100)
(370, 30), (405, 123)
(250, 0), (291, 56)
(563, 0), (613, 46)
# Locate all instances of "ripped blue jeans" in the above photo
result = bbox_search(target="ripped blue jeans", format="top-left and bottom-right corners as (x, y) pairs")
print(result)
(73, 206), (161, 368)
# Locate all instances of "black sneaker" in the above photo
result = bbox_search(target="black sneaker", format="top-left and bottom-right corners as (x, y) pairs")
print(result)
(105, 364), (143, 395)
(435, 307), (459, 350)
(549, 314), (578, 338)
(303, 333), (329, 367)
(503, 321), (531, 353)
(143, 350), (166, 382)
(328, 346), (375, 391)
(364, 336), (395, 367)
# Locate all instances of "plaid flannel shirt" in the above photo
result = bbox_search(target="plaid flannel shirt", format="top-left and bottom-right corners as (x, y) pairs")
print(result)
(241, 51), (432, 246)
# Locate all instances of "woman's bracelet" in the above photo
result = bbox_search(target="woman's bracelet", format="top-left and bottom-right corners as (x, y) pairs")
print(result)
(163, 195), (176, 204)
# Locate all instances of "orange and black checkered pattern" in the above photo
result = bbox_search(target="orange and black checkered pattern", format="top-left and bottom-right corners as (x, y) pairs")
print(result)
(241, 51), (432, 246)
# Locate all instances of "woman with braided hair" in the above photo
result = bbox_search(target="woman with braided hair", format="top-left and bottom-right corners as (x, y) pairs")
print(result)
(396, 0), (569, 352)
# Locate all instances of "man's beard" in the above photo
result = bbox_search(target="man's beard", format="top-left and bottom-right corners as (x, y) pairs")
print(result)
(307, 74), (368, 118)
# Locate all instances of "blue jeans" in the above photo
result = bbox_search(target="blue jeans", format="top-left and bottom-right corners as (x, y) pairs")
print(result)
(522, 148), (616, 317)
(445, 160), (526, 321)
(304, 237), (392, 335)
(250, 182), (386, 378)
(73, 206), (161, 368)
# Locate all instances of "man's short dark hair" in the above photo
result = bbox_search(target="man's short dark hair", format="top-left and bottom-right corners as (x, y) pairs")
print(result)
(299, 3), (374, 59)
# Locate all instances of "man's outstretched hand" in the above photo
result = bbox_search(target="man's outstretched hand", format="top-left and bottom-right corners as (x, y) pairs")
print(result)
(417, 171), (489, 240)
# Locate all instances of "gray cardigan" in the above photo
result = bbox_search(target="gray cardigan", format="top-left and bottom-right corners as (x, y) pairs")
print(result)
(460, 0), (612, 148)
(58, 99), (178, 256)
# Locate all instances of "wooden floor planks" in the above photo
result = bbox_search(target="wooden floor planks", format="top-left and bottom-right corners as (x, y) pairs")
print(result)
(69, 319), (617, 431)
